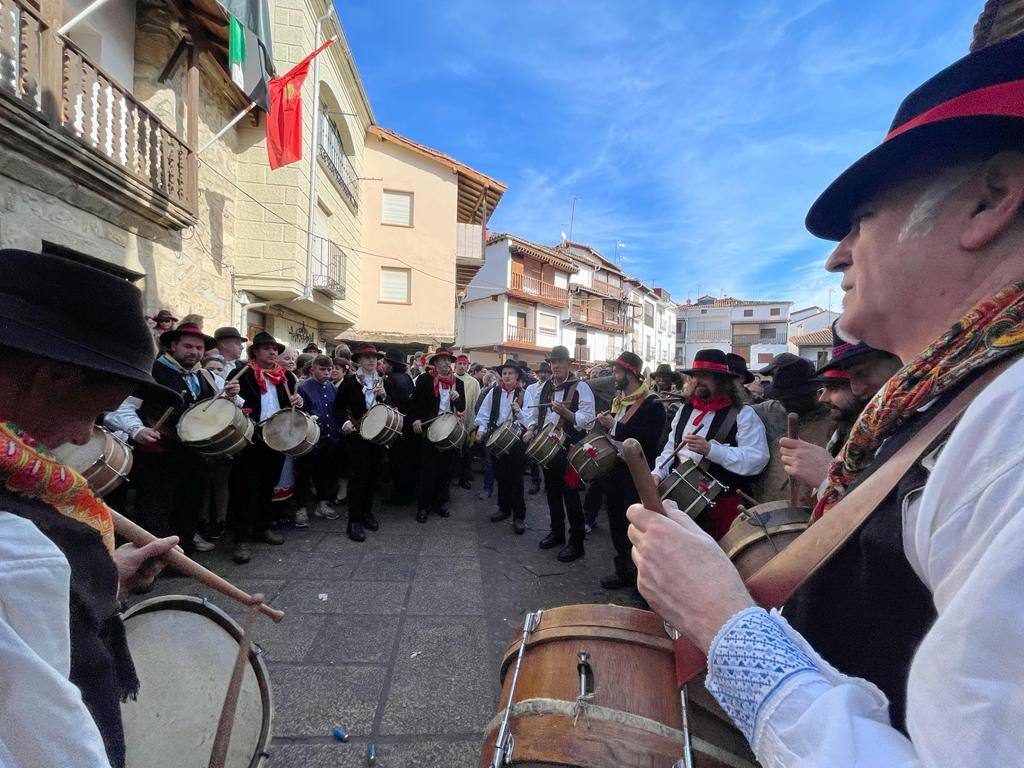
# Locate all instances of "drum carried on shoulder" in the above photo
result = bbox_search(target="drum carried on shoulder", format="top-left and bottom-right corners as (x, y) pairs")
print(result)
(261, 409), (320, 458)
(121, 595), (272, 768)
(426, 412), (466, 452)
(359, 403), (404, 447)
(657, 457), (726, 519)
(486, 418), (524, 458)
(177, 398), (254, 458)
(482, 603), (755, 768)
(524, 422), (566, 468)
(53, 425), (133, 497)
(566, 432), (618, 482)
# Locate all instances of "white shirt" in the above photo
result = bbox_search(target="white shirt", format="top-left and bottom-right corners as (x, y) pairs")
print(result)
(523, 378), (596, 432)
(475, 387), (530, 433)
(0, 513), (111, 767)
(260, 384), (281, 422)
(652, 402), (769, 481)
(704, 356), (1024, 767)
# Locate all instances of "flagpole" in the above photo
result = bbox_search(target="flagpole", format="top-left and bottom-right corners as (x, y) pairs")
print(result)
(198, 102), (257, 155)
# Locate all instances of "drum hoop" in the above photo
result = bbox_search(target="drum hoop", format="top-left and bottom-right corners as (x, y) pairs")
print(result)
(720, 521), (809, 560)
(121, 595), (273, 767)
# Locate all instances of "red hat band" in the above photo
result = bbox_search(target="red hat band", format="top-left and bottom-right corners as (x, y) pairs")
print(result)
(613, 357), (640, 377)
(691, 360), (730, 373)
(822, 369), (851, 381)
(885, 78), (1024, 142)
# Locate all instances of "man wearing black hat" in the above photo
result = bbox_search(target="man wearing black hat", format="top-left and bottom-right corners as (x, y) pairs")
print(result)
(382, 349), (418, 506)
(521, 345), (596, 562)
(225, 331), (303, 563)
(213, 326), (248, 378)
(523, 361), (552, 495)
(0, 250), (181, 766)
(593, 351), (666, 589)
(627, 34), (1024, 767)
(652, 363), (677, 394)
(475, 360), (530, 533)
(411, 348), (466, 523)
(652, 349), (769, 538)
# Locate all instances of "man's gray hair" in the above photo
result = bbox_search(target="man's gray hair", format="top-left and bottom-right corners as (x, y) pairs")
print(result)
(897, 160), (984, 242)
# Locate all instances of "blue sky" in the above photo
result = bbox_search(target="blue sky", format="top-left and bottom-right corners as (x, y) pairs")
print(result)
(341, 0), (980, 311)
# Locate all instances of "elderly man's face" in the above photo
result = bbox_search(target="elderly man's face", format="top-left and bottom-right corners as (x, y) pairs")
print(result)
(550, 360), (569, 381)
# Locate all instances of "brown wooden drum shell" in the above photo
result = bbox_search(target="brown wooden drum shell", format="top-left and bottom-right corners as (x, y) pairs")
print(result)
(566, 433), (618, 482)
(719, 500), (811, 581)
(524, 422), (565, 468)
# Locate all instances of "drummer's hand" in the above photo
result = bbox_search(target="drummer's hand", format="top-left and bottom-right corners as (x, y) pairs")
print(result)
(681, 434), (711, 456)
(523, 429), (534, 443)
(222, 380), (240, 397)
(413, 420), (423, 435)
(450, 390), (460, 402)
(779, 437), (831, 489)
(114, 535), (179, 596)
(342, 420), (356, 435)
(627, 503), (753, 653)
(551, 401), (572, 418)
(290, 394), (303, 407)
(596, 412), (615, 430)
(373, 383), (386, 399)
(133, 427), (161, 445)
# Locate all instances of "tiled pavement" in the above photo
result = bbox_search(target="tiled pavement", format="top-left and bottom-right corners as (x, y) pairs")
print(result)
(137, 479), (642, 768)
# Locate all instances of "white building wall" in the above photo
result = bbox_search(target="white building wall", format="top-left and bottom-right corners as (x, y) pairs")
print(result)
(789, 310), (840, 338)
(729, 304), (791, 322)
(459, 296), (505, 348)
(750, 343), (789, 367)
(64, 0), (137, 88)
(468, 240), (511, 301)
(535, 307), (562, 349)
(680, 342), (730, 367)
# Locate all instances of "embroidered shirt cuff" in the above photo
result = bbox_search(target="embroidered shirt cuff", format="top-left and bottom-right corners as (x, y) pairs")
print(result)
(705, 606), (817, 743)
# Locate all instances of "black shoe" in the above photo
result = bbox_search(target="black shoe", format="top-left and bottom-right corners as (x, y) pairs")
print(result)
(232, 542), (251, 564)
(528, 481), (541, 495)
(513, 519), (526, 535)
(416, 508), (429, 523)
(436, 504), (450, 518)
(539, 532), (565, 550)
(490, 509), (511, 523)
(557, 542), (585, 563)
(458, 479), (472, 490)
(347, 522), (366, 542)
(363, 512), (379, 532)
(256, 529), (284, 545)
(600, 572), (634, 590)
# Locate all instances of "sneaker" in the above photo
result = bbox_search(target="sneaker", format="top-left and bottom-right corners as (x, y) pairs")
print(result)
(192, 533), (215, 552)
(294, 508), (310, 528)
(314, 501), (340, 520)
(232, 542), (251, 564)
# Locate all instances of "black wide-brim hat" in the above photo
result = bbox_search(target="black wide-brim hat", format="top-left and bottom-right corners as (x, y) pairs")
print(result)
(610, 351), (644, 378)
(726, 352), (755, 384)
(806, 35), (1024, 241)
(545, 345), (574, 363)
(0, 249), (180, 403)
(817, 319), (878, 375)
(763, 357), (825, 400)
(492, 359), (524, 374)
(428, 347), (456, 365)
(159, 324), (216, 351)
(679, 349), (740, 378)
(351, 343), (385, 362)
(249, 331), (286, 355)
(382, 349), (408, 369)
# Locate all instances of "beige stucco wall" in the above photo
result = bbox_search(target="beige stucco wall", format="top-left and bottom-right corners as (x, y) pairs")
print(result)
(353, 135), (459, 344)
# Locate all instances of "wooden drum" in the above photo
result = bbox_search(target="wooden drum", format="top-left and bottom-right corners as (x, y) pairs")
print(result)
(359, 404), (404, 447)
(481, 604), (755, 768)
(657, 458), (726, 519)
(426, 412), (466, 452)
(566, 432), (618, 482)
(262, 409), (320, 458)
(177, 398), (254, 458)
(53, 425), (133, 498)
(524, 422), (565, 468)
(718, 500), (811, 580)
(486, 419), (524, 458)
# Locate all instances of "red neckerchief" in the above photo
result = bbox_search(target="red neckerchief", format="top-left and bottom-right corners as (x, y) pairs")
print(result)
(500, 381), (521, 394)
(248, 361), (287, 394)
(432, 370), (456, 397)
(690, 394), (732, 428)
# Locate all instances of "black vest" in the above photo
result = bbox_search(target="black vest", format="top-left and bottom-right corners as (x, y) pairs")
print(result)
(673, 402), (749, 492)
(784, 385), (972, 734)
(488, 386), (523, 432)
(2, 490), (136, 768)
(537, 379), (583, 444)
(138, 357), (216, 432)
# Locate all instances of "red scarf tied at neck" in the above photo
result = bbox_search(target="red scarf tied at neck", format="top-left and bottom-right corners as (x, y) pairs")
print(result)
(500, 380), (521, 394)
(432, 370), (456, 397)
(248, 361), (287, 394)
(690, 394), (733, 428)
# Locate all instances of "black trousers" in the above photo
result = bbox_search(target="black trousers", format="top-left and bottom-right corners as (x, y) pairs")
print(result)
(458, 434), (474, 483)
(605, 465), (640, 577)
(388, 430), (419, 503)
(418, 440), (453, 511)
(130, 448), (208, 550)
(583, 480), (605, 524)
(346, 436), (382, 524)
(296, 440), (340, 506)
(495, 448), (526, 520)
(543, 453), (585, 545)
(228, 441), (284, 542)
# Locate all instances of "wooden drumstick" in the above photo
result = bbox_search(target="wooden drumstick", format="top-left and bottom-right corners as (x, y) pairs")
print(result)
(151, 406), (176, 432)
(622, 438), (667, 516)
(787, 412), (801, 507)
(111, 511), (285, 623)
(208, 595), (262, 768)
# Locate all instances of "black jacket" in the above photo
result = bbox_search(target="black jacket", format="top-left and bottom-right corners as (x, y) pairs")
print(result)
(335, 373), (390, 426)
(412, 373), (465, 423)
(609, 394), (667, 467)
(228, 364), (298, 422)
(137, 356), (217, 431)
(384, 371), (415, 415)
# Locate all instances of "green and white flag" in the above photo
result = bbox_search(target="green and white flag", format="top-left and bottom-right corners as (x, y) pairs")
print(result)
(220, 0), (275, 111)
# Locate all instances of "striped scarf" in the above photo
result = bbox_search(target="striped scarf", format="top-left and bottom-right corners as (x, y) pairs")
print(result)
(814, 281), (1024, 520)
(0, 422), (115, 552)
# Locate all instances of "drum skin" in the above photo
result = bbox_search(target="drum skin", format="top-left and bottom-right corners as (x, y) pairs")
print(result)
(177, 398), (254, 458)
(427, 412), (466, 451)
(719, 501), (811, 580)
(53, 425), (133, 497)
(481, 604), (755, 768)
(120, 596), (272, 768)
(566, 433), (618, 482)
(359, 404), (404, 446)
(262, 409), (320, 457)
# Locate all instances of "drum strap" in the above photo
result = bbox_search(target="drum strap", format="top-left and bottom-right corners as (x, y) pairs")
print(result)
(694, 404), (741, 476)
(673, 356), (1016, 684)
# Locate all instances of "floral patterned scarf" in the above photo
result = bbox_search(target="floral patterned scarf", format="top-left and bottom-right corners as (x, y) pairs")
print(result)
(0, 422), (115, 552)
(814, 281), (1024, 520)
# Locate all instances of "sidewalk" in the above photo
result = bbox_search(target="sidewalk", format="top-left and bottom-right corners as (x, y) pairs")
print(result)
(139, 482), (642, 767)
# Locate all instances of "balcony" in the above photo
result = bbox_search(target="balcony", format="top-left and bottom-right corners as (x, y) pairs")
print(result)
(509, 272), (568, 308)
(569, 303), (632, 332)
(587, 277), (624, 298)
(320, 110), (359, 209)
(575, 345), (592, 363)
(733, 331), (788, 346)
(507, 324), (536, 345)
(685, 328), (732, 343)
(311, 236), (347, 299)
(0, 0), (196, 226)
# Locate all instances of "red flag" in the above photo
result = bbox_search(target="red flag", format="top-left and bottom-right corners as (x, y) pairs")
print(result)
(265, 37), (335, 170)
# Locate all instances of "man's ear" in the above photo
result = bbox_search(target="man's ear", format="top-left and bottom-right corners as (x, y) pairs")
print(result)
(960, 152), (1024, 251)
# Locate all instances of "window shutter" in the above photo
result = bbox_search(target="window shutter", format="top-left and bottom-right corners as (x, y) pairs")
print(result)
(380, 268), (410, 302)
(382, 191), (413, 225)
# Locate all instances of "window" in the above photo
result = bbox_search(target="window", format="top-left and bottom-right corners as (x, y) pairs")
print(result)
(760, 327), (776, 341)
(770, 307), (781, 316)
(743, 309), (754, 317)
(553, 272), (569, 289)
(538, 312), (558, 336)
(379, 267), (410, 303)
(644, 302), (655, 328)
(757, 352), (774, 364)
(382, 191), (413, 226)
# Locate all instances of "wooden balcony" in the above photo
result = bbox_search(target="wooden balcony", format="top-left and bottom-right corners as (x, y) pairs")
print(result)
(509, 272), (568, 308)
(504, 324), (547, 351)
(733, 332), (788, 346)
(569, 303), (633, 332)
(0, 0), (197, 227)
(590, 277), (624, 298)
